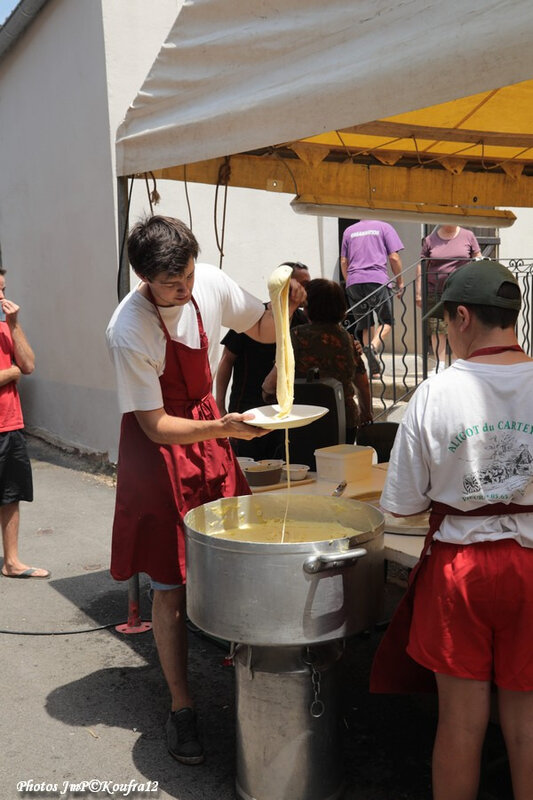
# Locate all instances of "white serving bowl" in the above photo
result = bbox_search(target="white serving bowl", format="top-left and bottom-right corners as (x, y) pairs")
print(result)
(281, 463), (310, 482)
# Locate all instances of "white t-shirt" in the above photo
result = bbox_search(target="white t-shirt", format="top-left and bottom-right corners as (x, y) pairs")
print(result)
(381, 359), (533, 546)
(106, 263), (264, 414)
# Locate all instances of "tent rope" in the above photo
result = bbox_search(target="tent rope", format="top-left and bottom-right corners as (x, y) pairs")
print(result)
(271, 148), (299, 194)
(183, 164), (193, 230)
(214, 157), (231, 269)
(117, 177), (134, 301)
(144, 172), (160, 214)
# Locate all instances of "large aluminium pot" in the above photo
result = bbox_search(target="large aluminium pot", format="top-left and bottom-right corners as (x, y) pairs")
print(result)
(184, 494), (384, 646)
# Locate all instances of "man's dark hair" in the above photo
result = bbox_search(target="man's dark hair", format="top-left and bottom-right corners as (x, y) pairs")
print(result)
(306, 279), (346, 324)
(0, 269), (5, 277)
(280, 261), (310, 274)
(444, 281), (520, 329)
(127, 216), (199, 280)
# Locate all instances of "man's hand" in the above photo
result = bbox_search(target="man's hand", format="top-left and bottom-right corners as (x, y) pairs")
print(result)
(288, 278), (306, 315)
(219, 412), (270, 440)
(353, 338), (364, 357)
(1, 299), (20, 326)
(1, 299), (35, 374)
(0, 364), (22, 388)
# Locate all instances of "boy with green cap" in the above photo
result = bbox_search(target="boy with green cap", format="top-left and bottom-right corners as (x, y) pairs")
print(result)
(371, 260), (533, 800)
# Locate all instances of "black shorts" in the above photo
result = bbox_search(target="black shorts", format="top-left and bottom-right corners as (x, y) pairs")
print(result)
(0, 429), (33, 505)
(346, 282), (393, 330)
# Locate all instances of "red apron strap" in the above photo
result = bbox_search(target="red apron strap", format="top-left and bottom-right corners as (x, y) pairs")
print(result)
(430, 499), (533, 521)
(466, 345), (523, 358)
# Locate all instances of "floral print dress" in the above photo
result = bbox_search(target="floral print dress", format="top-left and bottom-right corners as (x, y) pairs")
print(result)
(291, 322), (366, 430)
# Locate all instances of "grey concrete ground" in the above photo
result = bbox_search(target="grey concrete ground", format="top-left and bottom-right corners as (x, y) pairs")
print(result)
(1, 437), (512, 800)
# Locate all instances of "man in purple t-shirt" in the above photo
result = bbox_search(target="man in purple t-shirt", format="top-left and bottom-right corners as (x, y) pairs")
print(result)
(340, 220), (404, 377)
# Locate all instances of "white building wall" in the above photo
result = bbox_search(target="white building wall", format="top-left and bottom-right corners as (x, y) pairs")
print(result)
(0, 0), (119, 457)
(499, 208), (533, 261)
(0, 0), (343, 462)
(2, 1), (530, 463)
(0, 0), (185, 461)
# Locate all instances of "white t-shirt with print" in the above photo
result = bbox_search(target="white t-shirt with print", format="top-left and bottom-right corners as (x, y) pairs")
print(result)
(106, 263), (264, 414)
(381, 359), (533, 546)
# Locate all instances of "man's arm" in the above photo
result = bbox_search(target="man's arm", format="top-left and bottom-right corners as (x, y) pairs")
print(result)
(0, 365), (21, 387)
(261, 365), (277, 404)
(215, 347), (237, 415)
(387, 507), (430, 517)
(244, 279), (306, 343)
(354, 371), (372, 426)
(340, 256), (349, 282)
(388, 252), (404, 297)
(2, 300), (35, 374)
(134, 407), (268, 446)
(415, 262), (422, 308)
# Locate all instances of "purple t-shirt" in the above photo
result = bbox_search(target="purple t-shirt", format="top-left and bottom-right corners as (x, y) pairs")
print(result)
(421, 227), (481, 293)
(341, 220), (404, 287)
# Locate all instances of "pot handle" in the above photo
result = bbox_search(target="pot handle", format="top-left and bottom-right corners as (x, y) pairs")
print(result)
(303, 548), (367, 574)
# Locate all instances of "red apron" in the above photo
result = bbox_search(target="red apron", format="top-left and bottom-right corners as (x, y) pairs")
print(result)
(371, 345), (531, 692)
(370, 501), (533, 693)
(110, 293), (250, 584)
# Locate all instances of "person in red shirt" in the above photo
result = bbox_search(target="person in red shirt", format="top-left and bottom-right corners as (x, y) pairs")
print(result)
(0, 269), (48, 580)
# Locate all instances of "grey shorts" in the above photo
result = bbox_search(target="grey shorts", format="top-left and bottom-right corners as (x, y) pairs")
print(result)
(346, 282), (393, 330)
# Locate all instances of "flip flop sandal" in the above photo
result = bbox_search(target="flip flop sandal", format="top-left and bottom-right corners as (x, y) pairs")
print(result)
(1, 567), (51, 579)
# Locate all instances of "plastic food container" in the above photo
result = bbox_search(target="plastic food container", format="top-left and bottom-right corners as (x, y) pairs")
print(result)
(237, 457), (256, 468)
(314, 444), (373, 483)
(281, 464), (310, 482)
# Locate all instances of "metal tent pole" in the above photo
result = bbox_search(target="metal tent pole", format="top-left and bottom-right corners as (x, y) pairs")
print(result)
(114, 176), (152, 635)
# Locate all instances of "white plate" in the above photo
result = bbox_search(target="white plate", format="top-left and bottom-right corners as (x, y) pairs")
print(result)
(383, 511), (429, 536)
(242, 404), (329, 430)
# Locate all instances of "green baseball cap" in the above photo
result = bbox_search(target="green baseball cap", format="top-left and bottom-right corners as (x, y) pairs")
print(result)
(422, 259), (521, 320)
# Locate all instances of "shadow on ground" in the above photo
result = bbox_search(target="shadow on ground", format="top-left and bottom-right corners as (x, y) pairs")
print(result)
(43, 578), (513, 800)
(28, 435), (513, 800)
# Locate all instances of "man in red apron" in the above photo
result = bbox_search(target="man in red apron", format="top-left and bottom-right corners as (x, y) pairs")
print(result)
(371, 260), (533, 800)
(106, 216), (304, 765)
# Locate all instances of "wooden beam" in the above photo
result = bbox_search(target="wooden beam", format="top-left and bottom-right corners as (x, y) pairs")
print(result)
(291, 196), (516, 227)
(151, 153), (533, 207)
(290, 138), (533, 165)
(339, 120), (533, 149)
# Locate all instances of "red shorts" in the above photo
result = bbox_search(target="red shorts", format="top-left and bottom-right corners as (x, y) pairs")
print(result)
(408, 539), (533, 691)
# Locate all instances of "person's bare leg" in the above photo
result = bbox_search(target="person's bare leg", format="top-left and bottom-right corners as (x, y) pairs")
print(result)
(498, 688), (533, 800)
(151, 586), (192, 710)
(431, 331), (448, 369)
(1, 501), (21, 572)
(433, 673), (490, 800)
(371, 323), (391, 352)
(360, 326), (374, 348)
(0, 501), (48, 577)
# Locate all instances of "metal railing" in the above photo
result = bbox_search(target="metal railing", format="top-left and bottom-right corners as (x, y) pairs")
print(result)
(343, 258), (533, 420)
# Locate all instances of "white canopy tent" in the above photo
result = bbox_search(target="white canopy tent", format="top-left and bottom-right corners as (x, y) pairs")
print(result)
(116, 0), (533, 223)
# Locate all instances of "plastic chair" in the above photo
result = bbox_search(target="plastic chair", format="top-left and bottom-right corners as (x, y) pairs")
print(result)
(286, 372), (346, 470)
(356, 422), (399, 463)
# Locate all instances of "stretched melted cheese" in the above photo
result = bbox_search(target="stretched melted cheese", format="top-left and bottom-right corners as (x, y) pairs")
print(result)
(267, 265), (294, 418)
